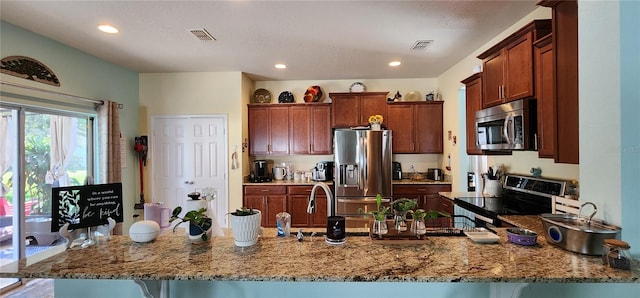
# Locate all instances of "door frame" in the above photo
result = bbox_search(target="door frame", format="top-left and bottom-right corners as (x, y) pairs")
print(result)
(149, 114), (229, 227)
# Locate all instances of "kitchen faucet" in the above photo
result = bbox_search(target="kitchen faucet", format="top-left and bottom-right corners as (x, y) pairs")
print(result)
(307, 182), (334, 217)
(579, 202), (598, 225)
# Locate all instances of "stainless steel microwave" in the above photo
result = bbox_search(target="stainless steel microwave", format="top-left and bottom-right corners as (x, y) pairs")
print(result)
(475, 99), (537, 151)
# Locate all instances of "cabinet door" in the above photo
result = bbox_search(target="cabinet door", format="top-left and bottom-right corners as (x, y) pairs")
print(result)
(268, 107), (290, 155)
(463, 74), (484, 155)
(264, 195), (287, 227)
(243, 195), (267, 226)
(288, 195), (311, 227)
(482, 51), (505, 108)
(504, 32), (534, 101)
(310, 105), (332, 154)
(289, 106), (311, 154)
(535, 38), (555, 158)
(360, 94), (388, 127)
(248, 106), (270, 155)
(415, 103), (443, 153)
(387, 104), (415, 153)
(310, 195), (328, 227)
(331, 94), (360, 127)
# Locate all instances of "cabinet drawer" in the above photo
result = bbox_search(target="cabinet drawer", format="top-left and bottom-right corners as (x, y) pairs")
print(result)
(393, 184), (450, 195)
(288, 186), (313, 195)
(244, 185), (287, 195)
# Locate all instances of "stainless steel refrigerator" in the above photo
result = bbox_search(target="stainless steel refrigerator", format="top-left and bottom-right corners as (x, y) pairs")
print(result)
(333, 129), (392, 224)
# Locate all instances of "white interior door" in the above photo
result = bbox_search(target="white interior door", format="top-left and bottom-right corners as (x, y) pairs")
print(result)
(151, 115), (228, 227)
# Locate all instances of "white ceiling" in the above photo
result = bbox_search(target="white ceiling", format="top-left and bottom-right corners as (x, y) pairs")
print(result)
(0, 0), (539, 81)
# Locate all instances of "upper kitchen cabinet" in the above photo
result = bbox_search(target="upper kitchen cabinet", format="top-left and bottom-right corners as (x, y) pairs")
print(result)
(461, 73), (484, 155)
(289, 103), (332, 155)
(248, 105), (289, 155)
(534, 34), (555, 158)
(538, 0), (579, 164)
(477, 20), (552, 108)
(387, 101), (443, 154)
(331, 92), (388, 128)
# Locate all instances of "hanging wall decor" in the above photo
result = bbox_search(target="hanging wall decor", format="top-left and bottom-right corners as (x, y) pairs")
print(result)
(1, 55), (60, 86)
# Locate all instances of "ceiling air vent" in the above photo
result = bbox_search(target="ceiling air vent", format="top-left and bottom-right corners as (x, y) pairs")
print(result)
(410, 40), (433, 50)
(188, 28), (216, 41)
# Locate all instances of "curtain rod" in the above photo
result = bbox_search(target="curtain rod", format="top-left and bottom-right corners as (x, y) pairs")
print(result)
(1, 80), (104, 105)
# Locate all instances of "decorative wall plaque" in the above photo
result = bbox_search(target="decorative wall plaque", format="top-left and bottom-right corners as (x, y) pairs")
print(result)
(1, 55), (60, 86)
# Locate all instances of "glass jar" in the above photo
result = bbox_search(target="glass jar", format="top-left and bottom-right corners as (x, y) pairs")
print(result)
(602, 239), (632, 270)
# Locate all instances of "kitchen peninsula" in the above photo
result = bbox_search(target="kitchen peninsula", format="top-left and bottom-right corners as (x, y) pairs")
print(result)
(1, 215), (637, 297)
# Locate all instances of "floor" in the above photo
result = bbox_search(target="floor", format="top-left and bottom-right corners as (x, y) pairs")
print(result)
(1, 279), (54, 298)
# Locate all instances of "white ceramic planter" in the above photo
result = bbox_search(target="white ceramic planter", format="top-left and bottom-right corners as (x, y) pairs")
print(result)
(230, 210), (262, 247)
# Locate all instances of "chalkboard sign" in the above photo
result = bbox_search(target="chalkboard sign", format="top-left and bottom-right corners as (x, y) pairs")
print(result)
(51, 183), (123, 232)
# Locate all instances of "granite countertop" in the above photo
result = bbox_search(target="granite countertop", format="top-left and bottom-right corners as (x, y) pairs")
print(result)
(2, 219), (638, 283)
(243, 180), (451, 186)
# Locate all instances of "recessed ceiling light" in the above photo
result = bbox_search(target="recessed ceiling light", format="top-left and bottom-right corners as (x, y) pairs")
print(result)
(275, 64), (287, 69)
(98, 24), (119, 34)
(389, 61), (401, 67)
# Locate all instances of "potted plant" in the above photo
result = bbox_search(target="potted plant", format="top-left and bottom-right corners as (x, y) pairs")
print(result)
(410, 209), (451, 235)
(359, 194), (390, 235)
(169, 206), (212, 243)
(229, 207), (262, 247)
(391, 198), (417, 231)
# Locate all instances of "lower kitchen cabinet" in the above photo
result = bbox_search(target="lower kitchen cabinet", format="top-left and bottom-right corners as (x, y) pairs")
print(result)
(243, 185), (287, 227)
(287, 186), (327, 228)
(392, 184), (452, 212)
(243, 185), (328, 228)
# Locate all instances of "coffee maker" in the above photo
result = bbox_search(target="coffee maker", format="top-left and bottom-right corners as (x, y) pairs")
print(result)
(312, 161), (334, 182)
(392, 162), (402, 180)
(250, 160), (271, 182)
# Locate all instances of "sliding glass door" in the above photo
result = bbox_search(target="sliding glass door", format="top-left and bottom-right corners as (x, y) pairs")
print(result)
(0, 106), (95, 292)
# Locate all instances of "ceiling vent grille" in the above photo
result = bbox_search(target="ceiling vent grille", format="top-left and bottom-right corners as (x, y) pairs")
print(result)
(188, 28), (216, 41)
(410, 40), (433, 50)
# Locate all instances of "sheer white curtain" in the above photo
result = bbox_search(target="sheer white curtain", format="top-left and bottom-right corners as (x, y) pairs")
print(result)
(46, 116), (77, 186)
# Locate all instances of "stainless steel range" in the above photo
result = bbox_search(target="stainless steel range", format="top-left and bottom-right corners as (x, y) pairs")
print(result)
(453, 174), (569, 228)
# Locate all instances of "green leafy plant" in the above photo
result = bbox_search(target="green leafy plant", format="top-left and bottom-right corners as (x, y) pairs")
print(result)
(410, 209), (451, 221)
(169, 206), (213, 241)
(230, 207), (258, 216)
(392, 198), (418, 212)
(359, 194), (390, 221)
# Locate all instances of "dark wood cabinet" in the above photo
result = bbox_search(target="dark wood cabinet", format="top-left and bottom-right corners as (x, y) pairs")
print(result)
(243, 185), (287, 227)
(248, 105), (289, 156)
(478, 20), (551, 108)
(249, 103), (332, 156)
(287, 186), (327, 228)
(331, 92), (388, 128)
(387, 102), (443, 153)
(535, 35), (555, 158)
(462, 73), (484, 155)
(289, 104), (332, 155)
(244, 185), (328, 228)
(392, 184), (452, 212)
(539, 0), (579, 164)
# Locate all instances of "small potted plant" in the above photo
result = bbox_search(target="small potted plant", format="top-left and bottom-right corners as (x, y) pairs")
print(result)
(410, 209), (451, 235)
(229, 207), (262, 247)
(392, 198), (417, 231)
(359, 194), (390, 235)
(169, 206), (212, 243)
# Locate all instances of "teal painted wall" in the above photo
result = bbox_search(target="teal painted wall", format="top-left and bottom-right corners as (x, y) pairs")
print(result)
(0, 20), (140, 230)
(620, 0), (640, 256)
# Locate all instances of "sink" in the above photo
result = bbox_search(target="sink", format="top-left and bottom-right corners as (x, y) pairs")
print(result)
(539, 213), (621, 255)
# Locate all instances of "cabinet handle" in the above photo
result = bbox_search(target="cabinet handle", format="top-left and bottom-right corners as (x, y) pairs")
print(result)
(501, 85), (506, 99)
(261, 189), (269, 192)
